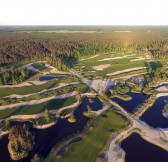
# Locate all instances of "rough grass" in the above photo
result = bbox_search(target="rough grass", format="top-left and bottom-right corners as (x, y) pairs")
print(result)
(0, 76), (79, 98)
(51, 109), (129, 162)
(0, 96), (77, 119)
(75, 52), (168, 78)
(0, 80), (59, 98)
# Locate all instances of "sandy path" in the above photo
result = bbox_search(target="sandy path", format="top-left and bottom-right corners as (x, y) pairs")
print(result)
(49, 67), (71, 74)
(0, 61), (72, 88)
(0, 80), (48, 88)
(107, 67), (146, 76)
(23, 63), (41, 73)
(155, 86), (168, 93)
(92, 104), (111, 116)
(98, 54), (135, 62)
(34, 122), (57, 129)
(92, 64), (110, 71)
(86, 79), (118, 93)
(113, 72), (147, 80)
(156, 92), (168, 98)
(24, 61), (71, 75)
(80, 54), (99, 61)
(0, 91), (78, 110)
(130, 57), (149, 62)
(5, 82), (79, 99)
(108, 120), (168, 162)
(0, 99), (80, 121)
(107, 98), (168, 162)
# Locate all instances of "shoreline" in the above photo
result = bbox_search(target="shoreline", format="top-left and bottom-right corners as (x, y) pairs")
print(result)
(107, 119), (168, 162)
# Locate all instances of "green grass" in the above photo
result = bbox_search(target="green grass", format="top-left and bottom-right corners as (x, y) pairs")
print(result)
(0, 96), (77, 119)
(49, 109), (128, 162)
(0, 80), (59, 98)
(75, 52), (168, 78)
(0, 76), (79, 98)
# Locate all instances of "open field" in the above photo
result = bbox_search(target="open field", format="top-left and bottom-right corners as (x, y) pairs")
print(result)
(50, 109), (129, 162)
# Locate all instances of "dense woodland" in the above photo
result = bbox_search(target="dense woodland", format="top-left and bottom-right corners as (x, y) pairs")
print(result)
(1, 27), (168, 67)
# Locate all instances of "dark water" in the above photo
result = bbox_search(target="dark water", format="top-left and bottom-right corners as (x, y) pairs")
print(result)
(121, 133), (168, 162)
(39, 75), (64, 81)
(155, 83), (168, 89)
(112, 90), (148, 113)
(0, 97), (102, 162)
(141, 96), (168, 128)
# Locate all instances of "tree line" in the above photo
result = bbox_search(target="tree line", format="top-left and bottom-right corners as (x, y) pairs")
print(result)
(1, 29), (168, 66)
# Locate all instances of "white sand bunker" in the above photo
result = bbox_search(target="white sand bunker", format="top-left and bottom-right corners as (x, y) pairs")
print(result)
(92, 64), (110, 71)
(80, 54), (99, 61)
(98, 54), (135, 62)
(130, 57), (150, 62)
(107, 67), (146, 76)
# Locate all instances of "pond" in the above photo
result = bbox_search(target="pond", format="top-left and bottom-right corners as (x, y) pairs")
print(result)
(121, 133), (168, 162)
(141, 96), (168, 128)
(0, 97), (103, 162)
(112, 88), (148, 113)
(39, 75), (64, 81)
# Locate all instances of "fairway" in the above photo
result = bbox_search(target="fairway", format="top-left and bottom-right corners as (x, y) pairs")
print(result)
(50, 109), (129, 162)
(75, 52), (168, 79)
(0, 96), (77, 119)
(0, 76), (79, 98)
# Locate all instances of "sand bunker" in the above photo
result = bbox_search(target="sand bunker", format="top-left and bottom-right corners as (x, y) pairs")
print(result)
(130, 57), (150, 62)
(80, 54), (99, 61)
(98, 54), (135, 62)
(92, 64), (110, 71)
(107, 67), (146, 76)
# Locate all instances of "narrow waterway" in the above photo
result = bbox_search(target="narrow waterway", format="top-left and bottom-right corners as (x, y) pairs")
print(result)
(121, 133), (168, 162)
(39, 75), (64, 81)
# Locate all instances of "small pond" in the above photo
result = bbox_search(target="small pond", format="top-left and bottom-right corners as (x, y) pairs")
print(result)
(121, 133), (168, 162)
(39, 75), (64, 81)
(111, 88), (148, 113)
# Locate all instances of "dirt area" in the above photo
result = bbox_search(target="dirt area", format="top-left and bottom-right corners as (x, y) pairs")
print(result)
(107, 67), (146, 76)
(114, 31), (133, 32)
(130, 56), (150, 62)
(49, 66), (70, 74)
(92, 64), (110, 71)
(155, 86), (168, 93)
(80, 54), (99, 61)
(98, 54), (135, 62)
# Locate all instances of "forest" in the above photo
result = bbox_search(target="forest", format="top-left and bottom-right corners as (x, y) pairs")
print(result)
(1, 27), (168, 67)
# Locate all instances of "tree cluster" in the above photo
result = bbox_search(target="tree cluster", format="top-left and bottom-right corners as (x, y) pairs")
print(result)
(0, 66), (30, 85)
(8, 124), (34, 160)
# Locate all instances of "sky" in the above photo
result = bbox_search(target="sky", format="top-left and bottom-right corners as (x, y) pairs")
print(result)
(0, 0), (168, 25)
